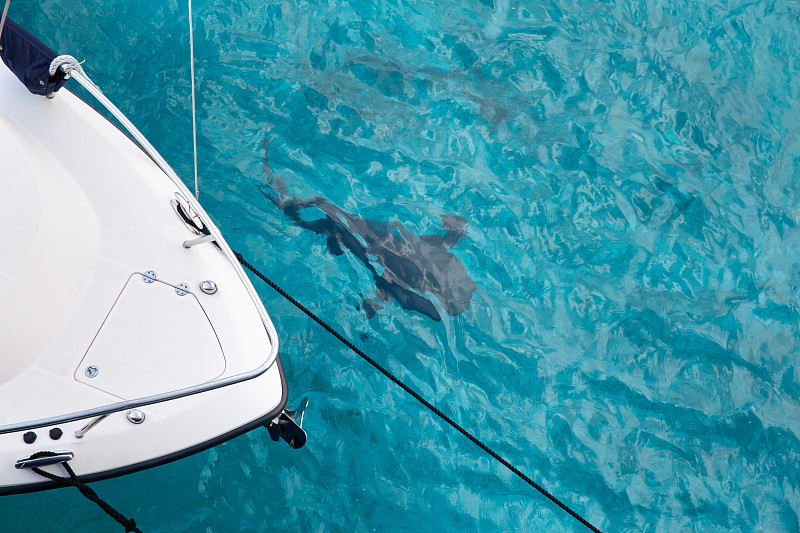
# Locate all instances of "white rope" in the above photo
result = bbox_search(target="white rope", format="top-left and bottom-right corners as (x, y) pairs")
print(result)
(49, 55), (88, 80)
(188, 0), (199, 199)
(0, 0), (12, 49)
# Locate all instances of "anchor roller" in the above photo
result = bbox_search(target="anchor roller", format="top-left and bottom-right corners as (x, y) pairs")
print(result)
(266, 397), (308, 449)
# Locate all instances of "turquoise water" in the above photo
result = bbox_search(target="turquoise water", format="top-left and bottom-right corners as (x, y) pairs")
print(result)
(3, 0), (800, 531)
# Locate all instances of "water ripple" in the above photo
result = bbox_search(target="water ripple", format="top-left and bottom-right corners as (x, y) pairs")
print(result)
(3, 0), (800, 531)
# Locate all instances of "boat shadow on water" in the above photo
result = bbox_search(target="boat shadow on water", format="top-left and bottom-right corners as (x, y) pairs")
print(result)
(259, 181), (477, 322)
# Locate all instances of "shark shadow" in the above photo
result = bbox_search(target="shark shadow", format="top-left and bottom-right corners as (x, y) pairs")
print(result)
(260, 186), (476, 322)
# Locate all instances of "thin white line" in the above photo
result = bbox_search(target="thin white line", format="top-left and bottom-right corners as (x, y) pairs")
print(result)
(188, 0), (199, 199)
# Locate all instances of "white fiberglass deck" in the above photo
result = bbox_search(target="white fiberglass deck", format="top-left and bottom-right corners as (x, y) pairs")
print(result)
(0, 64), (286, 492)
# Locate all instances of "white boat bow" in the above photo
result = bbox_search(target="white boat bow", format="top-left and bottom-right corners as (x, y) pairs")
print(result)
(0, 30), (289, 493)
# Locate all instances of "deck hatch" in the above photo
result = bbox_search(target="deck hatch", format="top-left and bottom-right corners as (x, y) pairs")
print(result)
(75, 275), (226, 399)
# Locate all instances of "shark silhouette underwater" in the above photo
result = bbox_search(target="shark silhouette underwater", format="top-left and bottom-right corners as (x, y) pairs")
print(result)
(260, 186), (477, 322)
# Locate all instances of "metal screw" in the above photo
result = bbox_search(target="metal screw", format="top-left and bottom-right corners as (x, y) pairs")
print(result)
(200, 280), (217, 294)
(85, 365), (99, 378)
(126, 409), (146, 424)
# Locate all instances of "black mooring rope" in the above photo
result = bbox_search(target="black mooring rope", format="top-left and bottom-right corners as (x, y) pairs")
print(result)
(30, 453), (142, 532)
(235, 252), (603, 533)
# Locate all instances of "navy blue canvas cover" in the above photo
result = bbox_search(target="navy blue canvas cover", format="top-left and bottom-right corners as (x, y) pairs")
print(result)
(0, 17), (67, 96)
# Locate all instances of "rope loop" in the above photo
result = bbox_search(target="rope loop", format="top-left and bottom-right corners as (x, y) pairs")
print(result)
(49, 55), (87, 79)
